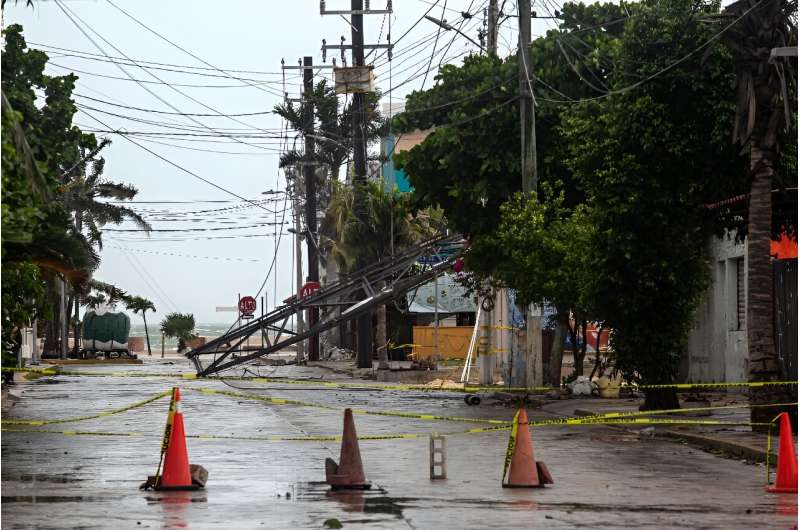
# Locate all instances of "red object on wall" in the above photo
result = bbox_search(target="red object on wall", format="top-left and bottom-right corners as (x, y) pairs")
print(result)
(771, 234), (798, 260)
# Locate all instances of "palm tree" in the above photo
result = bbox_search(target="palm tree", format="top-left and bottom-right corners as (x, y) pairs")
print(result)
(273, 79), (388, 184)
(62, 142), (151, 250)
(125, 296), (156, 356)
(160, 313), (196, 354)
(714, 0), (797, 427)
(61, 141), (151, 357)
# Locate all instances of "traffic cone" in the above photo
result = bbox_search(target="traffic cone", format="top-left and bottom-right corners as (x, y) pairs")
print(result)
(502, 409), (553, 488)
(141, 388), (206, 491)
(767, 412), (798, 494)
(325, 408), (371, 490)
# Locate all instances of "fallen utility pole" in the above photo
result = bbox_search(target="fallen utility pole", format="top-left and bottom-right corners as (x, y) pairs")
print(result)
(187, 235), (465, 376)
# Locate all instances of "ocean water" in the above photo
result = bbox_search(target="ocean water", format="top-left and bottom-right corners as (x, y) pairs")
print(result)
(129, 322), (241, 348)
(129, 320), (297, 349)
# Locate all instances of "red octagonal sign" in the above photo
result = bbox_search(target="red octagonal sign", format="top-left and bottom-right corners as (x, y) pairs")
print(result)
(239, 296), (257, 316)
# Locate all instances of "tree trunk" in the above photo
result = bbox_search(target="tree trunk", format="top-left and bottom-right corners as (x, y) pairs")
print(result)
(376, 303), (388, 369)
(746, 145), (794, 428)
(42, 278), (58, 357)
(143, 312), (152, 356)
(572, 319), (588, 377)
(549, 317), (567, 386)
(567, 316), (581, 377)
(641, 388), (680, 411)
(589, 323), (605, 379)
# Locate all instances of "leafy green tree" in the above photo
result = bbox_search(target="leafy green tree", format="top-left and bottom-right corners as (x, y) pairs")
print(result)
(2, 24), (100, 356)
(125, 296), (156, 356)
(160, 313), (197, 353)
(470, 186), (597, 380)
(562, 0), (748, 408)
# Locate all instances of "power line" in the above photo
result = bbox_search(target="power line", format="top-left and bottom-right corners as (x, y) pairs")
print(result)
(78, 108), (283, 214)
(55, 0), (284, 153)
(31, 41), (288, 75)
(105, 0), (287, 99)
(108, 245), (264, 263)
(74, 93), (277, 117)
(47, 62), (287, 92)
(103, 221), (287, 233)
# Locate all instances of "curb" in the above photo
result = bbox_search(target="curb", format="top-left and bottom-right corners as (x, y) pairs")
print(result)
(573, 407), (770, 463)
(655, 430), (770, 463)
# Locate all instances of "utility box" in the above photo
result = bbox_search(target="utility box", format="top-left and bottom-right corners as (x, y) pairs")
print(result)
(334, 66), (374, 94)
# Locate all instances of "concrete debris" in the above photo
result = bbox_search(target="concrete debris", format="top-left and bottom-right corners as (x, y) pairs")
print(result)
(567, 376), (598, 396)
(324, 347), (355, 361)
(421, 378), (465, 390)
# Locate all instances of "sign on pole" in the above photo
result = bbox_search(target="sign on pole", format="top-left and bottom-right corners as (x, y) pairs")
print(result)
(239, 296), (257, 318)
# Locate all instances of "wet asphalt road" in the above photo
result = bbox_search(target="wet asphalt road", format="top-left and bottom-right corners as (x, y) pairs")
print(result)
(2, 358), (797, 529)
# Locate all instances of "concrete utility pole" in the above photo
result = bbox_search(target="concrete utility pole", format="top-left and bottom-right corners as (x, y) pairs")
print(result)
(351, 0), (373, 369)
(303, 56), (320, 362)
(59, 278), (67, 359)
(518, 0), (537, 193)
(320, 0), (392, 369)
(293, 188), (306, 363)
(487, 0), (499, 56)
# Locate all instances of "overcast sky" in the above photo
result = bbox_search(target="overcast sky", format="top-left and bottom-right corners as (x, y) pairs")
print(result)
(5, 0), (558, 323)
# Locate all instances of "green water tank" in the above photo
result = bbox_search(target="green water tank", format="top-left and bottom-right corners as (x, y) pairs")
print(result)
(82, 311), (131, 345)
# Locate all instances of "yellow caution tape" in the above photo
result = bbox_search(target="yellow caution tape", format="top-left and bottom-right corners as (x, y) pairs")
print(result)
(1, 417), (768, 443)
(574, 401), (797, 422)
(5, 367), (796, 394)
(189, 387), (510, 425)
(502, 410), (520, 483)
(1, 390), (171, 426)
(153, 387), (180, 484)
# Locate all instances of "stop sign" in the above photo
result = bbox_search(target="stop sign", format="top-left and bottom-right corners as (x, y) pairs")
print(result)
(239, 296), (257, 316)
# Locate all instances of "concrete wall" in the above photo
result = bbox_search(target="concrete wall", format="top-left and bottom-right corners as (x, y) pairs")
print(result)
(686, 233), (749, 382)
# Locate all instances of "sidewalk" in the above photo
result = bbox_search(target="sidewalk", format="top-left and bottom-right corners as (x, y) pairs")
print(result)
(541, 395), (793, 463)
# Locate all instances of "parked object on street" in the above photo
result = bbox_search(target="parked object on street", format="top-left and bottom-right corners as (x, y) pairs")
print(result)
(502, 409), (553, 488)
(141, 387), (207, 491)
(767, 412), (798, 493)
(325, 408), (371, 490)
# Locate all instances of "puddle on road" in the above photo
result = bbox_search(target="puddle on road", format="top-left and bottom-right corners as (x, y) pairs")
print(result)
(5, 473), (82, 483)
(293, 482), (405, 519)
(2, 495), (105, 503)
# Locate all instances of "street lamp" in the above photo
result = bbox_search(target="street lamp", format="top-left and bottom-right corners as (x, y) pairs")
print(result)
(424, 15), (486, 53)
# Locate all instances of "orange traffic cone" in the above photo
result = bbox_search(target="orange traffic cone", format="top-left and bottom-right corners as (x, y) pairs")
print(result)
(502, 409), (553, 488)
(767, 412), (798, 494)
(325, 408), (371, 490)
(141, 388), (206, 491)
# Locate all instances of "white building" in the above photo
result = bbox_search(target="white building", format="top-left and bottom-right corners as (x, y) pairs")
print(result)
(686, 233), (749, 383)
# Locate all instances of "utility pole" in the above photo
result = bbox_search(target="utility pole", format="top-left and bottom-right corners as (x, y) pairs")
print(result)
(293, 189), (307, 363)
(351, 0), (372, 369)
(518, 1), (543, 389)
(487, 0), (499, 56)
(303, 56), (320, 362)
(321, 0), (392, 369)
(518, 0), (536, 193)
